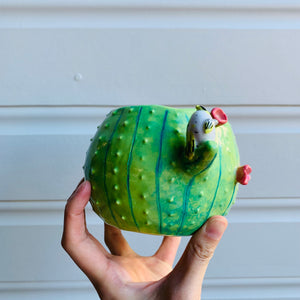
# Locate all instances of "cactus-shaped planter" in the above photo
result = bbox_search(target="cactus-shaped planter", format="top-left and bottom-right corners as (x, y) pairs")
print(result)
(84, 105), (251, 236)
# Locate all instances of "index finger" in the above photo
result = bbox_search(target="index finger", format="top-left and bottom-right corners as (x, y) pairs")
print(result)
(62, 180), (91, 246)
(154, 236), (181, 266)
(61, 180), (110, 282)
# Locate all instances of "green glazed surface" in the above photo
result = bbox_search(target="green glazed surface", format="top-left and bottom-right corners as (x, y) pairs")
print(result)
(84, 105), (240, 236)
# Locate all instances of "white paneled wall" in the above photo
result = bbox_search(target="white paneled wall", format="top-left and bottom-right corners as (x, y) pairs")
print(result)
(1, 1), (300, 299)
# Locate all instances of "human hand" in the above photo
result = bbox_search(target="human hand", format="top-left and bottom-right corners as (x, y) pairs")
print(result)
(62, 180), (228, 300)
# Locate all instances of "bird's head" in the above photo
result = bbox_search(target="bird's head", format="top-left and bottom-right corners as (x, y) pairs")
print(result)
(186, 105), (228, 161)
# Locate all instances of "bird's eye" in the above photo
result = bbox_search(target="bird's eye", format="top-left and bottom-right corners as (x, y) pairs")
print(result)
(204, 120), (214, 134)
(200, 105), (207, 111)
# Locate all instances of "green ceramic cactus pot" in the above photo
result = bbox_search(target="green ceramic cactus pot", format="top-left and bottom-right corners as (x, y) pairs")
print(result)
(84, 105), (251, 236)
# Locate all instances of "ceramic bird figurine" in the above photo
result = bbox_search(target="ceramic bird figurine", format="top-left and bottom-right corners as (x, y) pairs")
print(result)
(84, 105), (251, 236)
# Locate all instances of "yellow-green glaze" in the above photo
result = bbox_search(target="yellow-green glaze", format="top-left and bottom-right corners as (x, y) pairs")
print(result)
(84, 105), (240, 236)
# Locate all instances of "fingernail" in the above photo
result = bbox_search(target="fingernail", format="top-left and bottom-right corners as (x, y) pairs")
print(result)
(76, 178), (85, 190)
(76, 180), (87, 194)
(205, 217), (227, 240)
(68, 180), (86, 201)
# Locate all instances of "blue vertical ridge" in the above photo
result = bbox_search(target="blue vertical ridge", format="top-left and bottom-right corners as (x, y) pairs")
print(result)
(185, 113), (190, 122)
(127, 107), (143, 231)
(155, 110), (169, 234)
(223, 184), (237, 215)
(222, 125), (239, 216)
(176, 153), (217, 235)
(205, 147), (222, 220)
(104, 109), (124, 227)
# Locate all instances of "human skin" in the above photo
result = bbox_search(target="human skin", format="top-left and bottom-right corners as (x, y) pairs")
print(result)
(61, 180), (228, 300)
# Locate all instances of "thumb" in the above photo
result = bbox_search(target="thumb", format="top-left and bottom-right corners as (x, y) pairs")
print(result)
(188, 215), (228, 269)
(167, 216), (227, 298)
